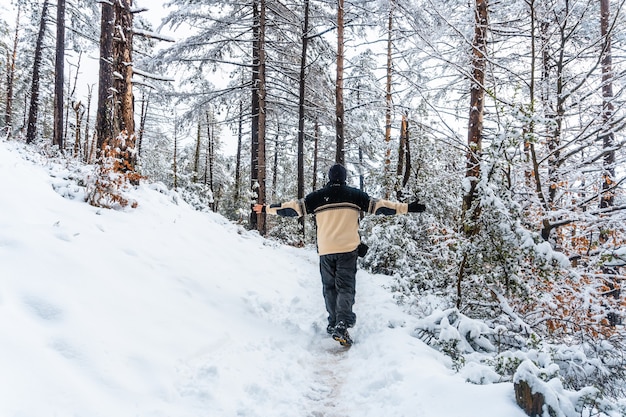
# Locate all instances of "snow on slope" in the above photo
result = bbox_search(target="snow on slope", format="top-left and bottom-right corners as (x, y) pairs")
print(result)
(0, 141), (527, 417)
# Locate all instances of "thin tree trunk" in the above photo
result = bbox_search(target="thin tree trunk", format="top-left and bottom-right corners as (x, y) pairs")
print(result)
(53, 0), (65, 150)
(524, 0), (537, 186)
(84, 84), (93, 162)
(137, 90), (150, 158)
(206, 111), (215, 197)
(193, 116), (202, 184)
(384, 1), (394, 198)
(72, 101), (83, 157)
(312, 116), (320, 190)
(4, 4), (20, 135)
(235, 99), (243, 204)
(26, 0), (50, 144)
(396, 112), (411, 200)
(335, 0), (345, 165)
(600, 0), (615, 210)
(461, 0), (488, 237)
(257, 0), (267, 234)
(250, 0), (267, 234)
(296, 0), (310, 238)
(272, 134), (278, 200)
(173, 113), (178, 191)
(64, 52), (81, 150)
(250, 0), (261, 231)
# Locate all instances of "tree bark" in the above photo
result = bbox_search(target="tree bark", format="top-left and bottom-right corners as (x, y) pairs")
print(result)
(53, 0), (66, 149)
(95, 1), (114, 152)
(312, 116), (320, 190)
(193, 117), (202, 184)
(250, 0), (267, 234)
(296, 0), (310, 237)
(335, 0), (345, 165)
(600, 0), (615, 210)
(173, 113), (178, 191)
(72, 101), (83, 157)
(235, 99), (243, 204)
(396, 112), (411, 199)
(250, 1), (260, 231)
(297, 0), (310, 200)
(112, 0), (135, 137)
(462, 0), (488, 236)
(137, 90), (150, 158)
(257, 0), (267, 234)
(205, 111), (215, 199)
(384, 2), (394, 198)
(84, 84), (93, 162)
(26, 0), (49, 144)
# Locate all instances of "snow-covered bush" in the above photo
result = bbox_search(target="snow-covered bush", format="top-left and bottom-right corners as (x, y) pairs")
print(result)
(86, 131), (141, 210)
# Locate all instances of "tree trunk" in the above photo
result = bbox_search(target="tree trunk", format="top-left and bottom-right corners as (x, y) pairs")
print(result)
(600, 0), (615, 210)
(72, 101), (83, 157)
(193, 117), (202, 184)
(312, 116), (319, 190)
(257, 0), (267, 234)
(26, 0), (49, 144)
(296, 0), (310, 238)
(272, 133), (278, 200)
(112, 0), (135, 138)
(514, 380), (552, 417)
(173, 114), (178, 191)
(335, 0), (345, 165)
(384, 2), (394, 198)
(396, 112), (411, 199)
(205, 111), (215, 199)
(235, 99), (243, 204)
(137, 90), (150, 158)
(84, 84), (93, 162)
(53, 0), (66, 149)
(250, 1), (260, 231)
(95, 1), (114, 152)
(461, 0), (488, 236)
(250, 0), (267, 234)
(4, 4), (20, 135)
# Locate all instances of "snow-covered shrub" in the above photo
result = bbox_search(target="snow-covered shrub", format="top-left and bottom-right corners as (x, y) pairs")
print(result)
(359, 213), (455, 294)
(414, 306), (626, 415)
(513, 359), (623, 417)
(86, 132), (141, 210)
(265, 215), (308, 248)
(414, 308), (496, 370)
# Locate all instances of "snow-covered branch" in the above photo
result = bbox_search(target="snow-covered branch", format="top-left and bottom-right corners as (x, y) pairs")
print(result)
(133, 28), (175, 43)
(132, 67), (175, 83)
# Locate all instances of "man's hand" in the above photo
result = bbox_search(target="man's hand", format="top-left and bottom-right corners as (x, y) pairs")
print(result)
(252, 204), (266, 214)
(408, 201), (426, 213)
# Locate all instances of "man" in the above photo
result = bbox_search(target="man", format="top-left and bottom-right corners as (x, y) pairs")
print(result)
(253, 163), (425, 346)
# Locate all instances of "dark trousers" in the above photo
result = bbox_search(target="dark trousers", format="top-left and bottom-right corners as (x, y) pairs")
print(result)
(319, 249), (358, 327)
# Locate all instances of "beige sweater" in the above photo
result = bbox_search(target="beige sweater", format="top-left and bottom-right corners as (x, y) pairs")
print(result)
(266, 184), (408, 255)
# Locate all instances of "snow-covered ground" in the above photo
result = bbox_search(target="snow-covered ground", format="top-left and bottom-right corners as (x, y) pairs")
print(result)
(0, 140), (527, 417)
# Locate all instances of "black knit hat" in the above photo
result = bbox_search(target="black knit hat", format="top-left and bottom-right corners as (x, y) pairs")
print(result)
(328, 163), (347, 183)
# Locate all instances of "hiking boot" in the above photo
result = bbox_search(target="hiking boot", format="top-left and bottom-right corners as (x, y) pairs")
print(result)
(332, 321), (353, 347)
(326, 323), (335, 335)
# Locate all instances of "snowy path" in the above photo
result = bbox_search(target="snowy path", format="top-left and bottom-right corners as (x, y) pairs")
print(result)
(0, 141), (527, 417)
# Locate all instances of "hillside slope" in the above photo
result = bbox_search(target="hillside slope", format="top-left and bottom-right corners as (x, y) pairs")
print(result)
(0, 141), (526, 417)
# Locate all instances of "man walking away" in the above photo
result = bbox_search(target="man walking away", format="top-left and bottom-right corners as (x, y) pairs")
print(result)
(253, 164), (425, 346)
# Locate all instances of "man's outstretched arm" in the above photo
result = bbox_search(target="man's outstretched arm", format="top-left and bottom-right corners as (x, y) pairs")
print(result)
(368, 199), (426, 215)
(253, 200), (305, 217)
